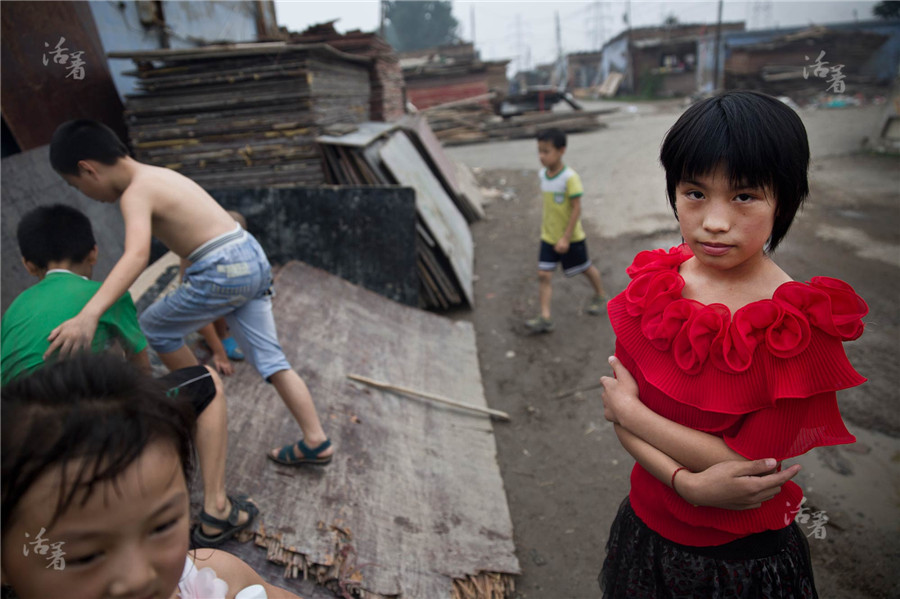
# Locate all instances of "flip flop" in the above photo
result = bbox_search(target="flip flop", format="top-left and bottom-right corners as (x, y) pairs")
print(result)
(267, 439), (332, 466)
(191, 494), (259, 548)
(222, 337), (244, 361)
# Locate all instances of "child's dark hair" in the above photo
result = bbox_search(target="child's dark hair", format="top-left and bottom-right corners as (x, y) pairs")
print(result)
(1, 353), (196, 532)
(660, 91), (810, 252)
(17, 204), (96, 269)
(49, 119), (129, 176)
(537, 128), (567, 149)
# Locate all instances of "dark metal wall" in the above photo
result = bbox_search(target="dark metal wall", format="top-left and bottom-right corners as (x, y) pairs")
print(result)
(211, 187), (419, 307)
(1, 1), (126, 150)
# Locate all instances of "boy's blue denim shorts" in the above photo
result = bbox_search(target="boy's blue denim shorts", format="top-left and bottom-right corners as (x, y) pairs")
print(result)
(139, 227), (291, 380)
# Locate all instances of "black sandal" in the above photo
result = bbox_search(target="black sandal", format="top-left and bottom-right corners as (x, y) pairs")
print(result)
(267, 438), (333, 466)
(191, 494), (259, 548)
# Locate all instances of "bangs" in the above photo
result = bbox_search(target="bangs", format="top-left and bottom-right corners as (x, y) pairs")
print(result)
(668, 113), (775, 194)
(661, 101), (777, 193)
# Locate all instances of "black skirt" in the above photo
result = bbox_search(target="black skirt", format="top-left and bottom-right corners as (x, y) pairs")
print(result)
(600, 497), (818, 598)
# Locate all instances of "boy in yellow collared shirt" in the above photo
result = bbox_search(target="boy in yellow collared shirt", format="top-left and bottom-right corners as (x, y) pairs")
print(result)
(526, 128), (607, 333)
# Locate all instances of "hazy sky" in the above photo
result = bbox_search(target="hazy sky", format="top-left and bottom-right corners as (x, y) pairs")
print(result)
(274, 1), (879, 70)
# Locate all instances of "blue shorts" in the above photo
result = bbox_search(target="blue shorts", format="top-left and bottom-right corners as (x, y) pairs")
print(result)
(139, 225), (292, 380)
(538, 239), (592, 277)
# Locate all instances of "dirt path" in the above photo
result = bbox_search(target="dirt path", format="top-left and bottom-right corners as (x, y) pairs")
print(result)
(450, 102), (899, 598)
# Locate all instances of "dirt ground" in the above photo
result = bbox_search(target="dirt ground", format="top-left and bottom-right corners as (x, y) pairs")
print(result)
(448, 100), (900, 599)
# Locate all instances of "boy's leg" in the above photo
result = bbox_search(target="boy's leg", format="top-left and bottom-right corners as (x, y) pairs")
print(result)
(584, 265), (606, 297)
(223, 294), (333, 462)
(160, 366), (256, 543)
(538, 270), (553, 319)
(268, 369), (332, 460)
(526, 241), (557, 332)
(560, 240), (607, 314)
(190, 367), (254, 535)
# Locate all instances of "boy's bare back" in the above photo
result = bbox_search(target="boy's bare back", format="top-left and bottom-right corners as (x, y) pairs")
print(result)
(124, 161), (237, 259)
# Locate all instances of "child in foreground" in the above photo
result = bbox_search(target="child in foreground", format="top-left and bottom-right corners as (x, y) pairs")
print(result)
(1, 353), (301, 599)
(526, 128), (606, 333)
(598, 91), (867, 597)
(47, 120), (332, 466)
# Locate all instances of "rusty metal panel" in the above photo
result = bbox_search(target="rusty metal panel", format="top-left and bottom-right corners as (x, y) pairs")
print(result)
(0, 1), (125, 150)
(406, 77), (489, 110)
(379, 132), (474, 306)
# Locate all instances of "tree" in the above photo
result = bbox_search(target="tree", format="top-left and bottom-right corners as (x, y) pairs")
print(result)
(383, 1), (459, 52)
(873, 1), (900, 19)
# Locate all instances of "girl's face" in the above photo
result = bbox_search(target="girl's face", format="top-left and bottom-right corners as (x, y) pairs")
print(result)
(675, 164), (776, 275)
(1, 440), (190, 599)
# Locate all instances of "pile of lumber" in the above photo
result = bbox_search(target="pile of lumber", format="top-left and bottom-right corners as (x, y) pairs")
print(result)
(110, 42), (371, 188)
(317, 117), (482, 310)
(423, 101), (615, 146)
(287, 21), (405, 122)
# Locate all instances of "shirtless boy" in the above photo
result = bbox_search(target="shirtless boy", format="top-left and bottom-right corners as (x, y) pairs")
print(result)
(47, 119), (333, 466)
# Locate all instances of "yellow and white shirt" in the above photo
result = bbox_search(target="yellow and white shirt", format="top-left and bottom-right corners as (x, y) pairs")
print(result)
(540, 165), (585, 244)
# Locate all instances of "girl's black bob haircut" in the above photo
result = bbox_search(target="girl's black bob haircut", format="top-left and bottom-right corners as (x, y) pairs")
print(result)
(49, 119), (129, 176)
(660, 90), (810, 252)
(1, 353), (196, 532)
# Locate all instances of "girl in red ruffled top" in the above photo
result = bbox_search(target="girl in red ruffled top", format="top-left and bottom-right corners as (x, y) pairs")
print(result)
(598, 91), (867, 598)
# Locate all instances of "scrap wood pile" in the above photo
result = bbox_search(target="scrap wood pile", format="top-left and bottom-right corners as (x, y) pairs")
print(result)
(317, 117), (483, 310)
(423, 101), (616, 146)
(286, 21), (405, 122)
(110, 42), (371, 188)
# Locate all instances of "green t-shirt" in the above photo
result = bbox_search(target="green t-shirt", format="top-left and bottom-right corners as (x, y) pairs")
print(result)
(540, 165), (586, 244)
(1, 271), (147, 385)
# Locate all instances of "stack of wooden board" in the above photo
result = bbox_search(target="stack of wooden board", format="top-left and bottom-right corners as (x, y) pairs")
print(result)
(110, 43), (371, 188)
(317, 119), (482, 310)
(287, 21), (405, 122)
(424, 104), (617, 146)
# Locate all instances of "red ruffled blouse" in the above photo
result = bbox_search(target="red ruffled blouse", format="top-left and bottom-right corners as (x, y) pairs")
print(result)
(609, 245), (867, 546)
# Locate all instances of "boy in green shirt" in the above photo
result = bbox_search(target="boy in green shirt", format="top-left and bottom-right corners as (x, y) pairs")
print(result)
(526, 128), (607, 333)
(1, 204), (257, 547)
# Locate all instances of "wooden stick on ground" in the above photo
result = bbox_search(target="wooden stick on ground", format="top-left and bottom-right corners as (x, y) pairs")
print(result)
(553, 382), (603, 400)
(347, 374), (511, 421)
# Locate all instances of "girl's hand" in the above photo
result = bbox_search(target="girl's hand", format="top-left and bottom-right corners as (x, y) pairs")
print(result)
(554, 238), (570, 254)
(599, 355), (642, 425)
(676, 459), (802, 510)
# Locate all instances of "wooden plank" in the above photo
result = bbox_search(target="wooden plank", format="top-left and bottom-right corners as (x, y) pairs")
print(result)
(454, 161), (487, 220)
(206, 262), (519, 596)
(316, 122), (398, 148)
(378, 133), (474, 307)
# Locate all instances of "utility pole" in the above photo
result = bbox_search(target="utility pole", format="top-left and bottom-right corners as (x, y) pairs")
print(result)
(379, 0), (385, 39)
(470, 4), (475, 46)
(626, 0), (634, 93)
(713, 0), (723, 90)
(515, 13), (524, 74)
(555, 10), (562, 59)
